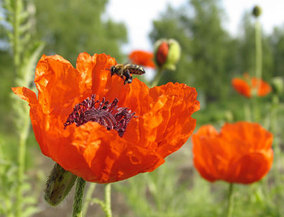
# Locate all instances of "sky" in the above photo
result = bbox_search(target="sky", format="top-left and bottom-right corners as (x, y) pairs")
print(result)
(106, 0), (284, 53)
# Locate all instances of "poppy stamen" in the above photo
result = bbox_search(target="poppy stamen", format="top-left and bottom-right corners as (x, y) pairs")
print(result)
(64, 95), (135, 137)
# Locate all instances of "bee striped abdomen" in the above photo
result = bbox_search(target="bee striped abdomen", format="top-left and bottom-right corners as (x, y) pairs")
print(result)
(110, 63), (145, 84)
(127, 64), (145, 75)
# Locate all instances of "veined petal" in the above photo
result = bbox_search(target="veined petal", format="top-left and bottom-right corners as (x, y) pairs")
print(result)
(35, 54), (82, 118)
(12, 87), (37, 105)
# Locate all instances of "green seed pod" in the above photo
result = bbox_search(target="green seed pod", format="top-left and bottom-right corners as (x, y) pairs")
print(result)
(45, 163), (77, 206)
(252, 5), (262, 17)
(165, 39), (181, 70)
(154, 38), (181, 70)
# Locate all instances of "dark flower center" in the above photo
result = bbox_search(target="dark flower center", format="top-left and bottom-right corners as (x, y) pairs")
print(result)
(64, 95), (135, 137)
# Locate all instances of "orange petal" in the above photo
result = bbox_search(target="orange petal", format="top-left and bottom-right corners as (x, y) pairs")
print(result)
(251, 78), (271, 96)
(90, 53), (116, 98)
(232, 78), (251, 98)
(228, 151), (273, 184)
(34, 54), (82, 119)
(76, 52), (94, 92)
(129, 50), (155, 68)
(151, 82), (199, 158)
(192, 125), (229, 182)
(59, 122), (164, 183)
(192, 122), (274, 184)
(12, 87), (37, 104)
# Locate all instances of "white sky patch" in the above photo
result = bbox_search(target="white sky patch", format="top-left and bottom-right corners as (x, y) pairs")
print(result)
(223, 0), (284, 35)
(106, 0), (185, 53)
(106, 0), (284, 52)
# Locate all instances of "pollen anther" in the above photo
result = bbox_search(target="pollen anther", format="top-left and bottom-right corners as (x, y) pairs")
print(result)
(64, 95), (135, 137)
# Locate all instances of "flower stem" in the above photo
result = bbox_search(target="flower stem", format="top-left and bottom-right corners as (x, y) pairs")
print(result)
(12, 0), (26, 216)
(226, 183), (234, 217)
(15, 132), (27, 217)
(72, 178), (86, 217)
(244, 102), (251, 122)
(104, 184), (113, 217)
(255, 19), (262, 84)
(82, 183), (97, 216)
(151, 67), (164, 87)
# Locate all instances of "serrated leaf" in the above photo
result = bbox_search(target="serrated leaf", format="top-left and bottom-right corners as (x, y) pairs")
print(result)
(21, 42), (45, 86)
(22, 206), (41, 217)
(18, 0), (23, 14)
(6, 165), (17, 176)
(21, 182), (32, 192)
(20, 33), (31, 47)
(19, 22), (31, 35)
(7, 31), (13, 41)
(3, 0), (12, 11)
(22, 196), (36, 205)
(19, 11), (29, 22)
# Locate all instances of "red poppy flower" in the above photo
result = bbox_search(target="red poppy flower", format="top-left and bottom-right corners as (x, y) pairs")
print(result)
(232, 74), (271, 98)
(192, 122), (273, 184)
(128, 50), (155, 68)
(12, 53), (199, 183)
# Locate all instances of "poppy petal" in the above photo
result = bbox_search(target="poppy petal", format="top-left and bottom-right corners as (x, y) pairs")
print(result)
(12, 87), (37, 105)
(35, 54), (82, 118)
(12, 52), (199, 183)
(228, 151), (273, 184)
(192, 122), (273, 184)
(151, 82), (200, 157)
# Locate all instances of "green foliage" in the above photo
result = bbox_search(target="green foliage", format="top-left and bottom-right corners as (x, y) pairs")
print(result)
(270, 26), (284, 77)
(0, 0), (44, 216)
(115, 152), (223, 217)
(150, 0), (279, 102)
(236, 12), (274, 80)
(0, 51), (14, 133)
(150, 0), (235, 101)
(34, 0), (127, 63)
(0, 0), (284, 216)
(0, 135), (41, 217)
(115, 145), (284, 217)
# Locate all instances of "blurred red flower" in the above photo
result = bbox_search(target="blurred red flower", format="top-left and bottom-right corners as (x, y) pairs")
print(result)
(155, 42), (169, 67)
(232, 74), (271, 98)
(128, 50), (155, 68)
(192, 122), (273, 184)
(12, 53), (199, 183)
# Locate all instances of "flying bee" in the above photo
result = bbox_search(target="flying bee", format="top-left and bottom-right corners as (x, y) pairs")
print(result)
(110, 64), (145, 84)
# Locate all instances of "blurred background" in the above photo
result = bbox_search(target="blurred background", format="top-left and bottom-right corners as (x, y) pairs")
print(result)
(0, 0), (284, 216)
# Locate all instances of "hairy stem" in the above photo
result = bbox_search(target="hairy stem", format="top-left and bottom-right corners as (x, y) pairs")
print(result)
(72, 178), (86, 217)
(12, 0), (26, 216)
(15, 132), (27, 217)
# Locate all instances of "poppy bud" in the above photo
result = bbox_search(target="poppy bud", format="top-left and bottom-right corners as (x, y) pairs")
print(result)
(271, 77), (283, 95)
(154, 39), (181, 70)
(45, 163), (77, 206)
(252, 5), (262, 17)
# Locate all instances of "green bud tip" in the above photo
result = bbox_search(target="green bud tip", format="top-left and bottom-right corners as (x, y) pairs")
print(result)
(44, 163), (77, 206)
(252, 5), (262, 17)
